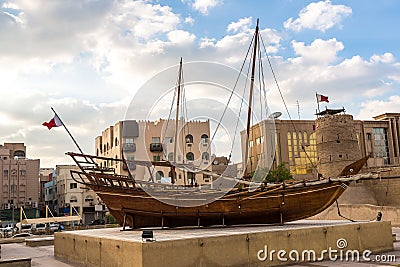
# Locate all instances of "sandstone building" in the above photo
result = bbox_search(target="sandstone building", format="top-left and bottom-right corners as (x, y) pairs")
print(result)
(0, 143), (40, 210)
(44, 165), (101, 224)
(95, 119), (212, 186)
(242, 112), (400, 179)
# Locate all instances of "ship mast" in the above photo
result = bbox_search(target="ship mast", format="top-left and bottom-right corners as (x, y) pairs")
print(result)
(244, 19), (259, 176)
(172, 58), (183, 184)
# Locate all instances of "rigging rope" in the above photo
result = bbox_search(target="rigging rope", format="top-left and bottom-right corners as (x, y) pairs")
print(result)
(228, 55), (252, 162)
(335, 170), (390, 222)
(204, 33), (255, 162)
(161, 62), (180, 158)
(259, 35), (319, 175)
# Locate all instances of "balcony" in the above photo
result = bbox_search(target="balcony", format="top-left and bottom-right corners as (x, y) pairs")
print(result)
(122, 143), (136, 152)
(149, 143), (163, 152)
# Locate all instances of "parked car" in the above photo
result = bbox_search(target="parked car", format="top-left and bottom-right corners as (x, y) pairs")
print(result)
(1, 226), (15, 238)
(15, 223), (32, 233)
(0, 222), (16, 238)
(12, 233), (33, 238)
(89, 219), (105, 225)
(32, 223), (46, 234)
(48, 223), (59, 233)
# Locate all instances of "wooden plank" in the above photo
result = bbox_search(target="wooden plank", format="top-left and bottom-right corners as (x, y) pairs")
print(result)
(21, 216), (81, 224)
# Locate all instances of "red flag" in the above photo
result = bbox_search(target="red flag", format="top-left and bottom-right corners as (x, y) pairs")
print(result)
(316, 93), (329, 103)
(42, 115), (63, 130)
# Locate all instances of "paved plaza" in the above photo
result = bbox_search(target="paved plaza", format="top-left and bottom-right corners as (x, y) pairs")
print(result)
(0, 225), (399, 266)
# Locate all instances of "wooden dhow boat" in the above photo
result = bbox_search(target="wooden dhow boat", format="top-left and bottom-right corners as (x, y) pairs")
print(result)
(68, 152), (372, 228)
(67, 20), (375, 229)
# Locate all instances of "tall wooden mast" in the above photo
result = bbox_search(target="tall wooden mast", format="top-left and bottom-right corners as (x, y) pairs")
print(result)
(244, 19), (259, 176)
(172, 58), (183, 184)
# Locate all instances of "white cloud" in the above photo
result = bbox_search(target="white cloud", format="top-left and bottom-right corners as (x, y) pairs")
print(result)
(0, 91), (129, 167)
(198, 17), (281, 62)
(284, 0), (352, 32)
(227, 17), (252, 33)
(291, 38), (344, 65)
(192, 0), (221, 15)
(0, 1), (399, 167)
(184, 16), (194, 25)
(357, 95), (400, 120)
(370, 53), (395, 64)
(167, 30), (196, 45)
(2, 2), (20, 9)
(200, 37), (216, 48)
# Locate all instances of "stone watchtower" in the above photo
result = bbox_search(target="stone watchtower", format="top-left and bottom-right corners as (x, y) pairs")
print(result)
(315, 111), (361, 178)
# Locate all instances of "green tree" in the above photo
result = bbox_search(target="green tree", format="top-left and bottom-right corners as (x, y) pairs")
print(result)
(265, 162), (292, 183)
(105, 212), (117, 224)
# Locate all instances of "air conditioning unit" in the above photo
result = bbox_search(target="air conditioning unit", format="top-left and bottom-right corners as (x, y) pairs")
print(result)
(4, 203), (10, 209)
(32, 202), (38, 208)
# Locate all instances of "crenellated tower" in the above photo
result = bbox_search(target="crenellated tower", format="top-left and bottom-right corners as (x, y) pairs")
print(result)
(316, 110), (361, 178)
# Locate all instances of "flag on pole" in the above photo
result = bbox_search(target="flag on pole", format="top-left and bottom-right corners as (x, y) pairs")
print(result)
(42, 108), (87, 158)
(42, 115), (63, 130)
(316, 93), (329, 103)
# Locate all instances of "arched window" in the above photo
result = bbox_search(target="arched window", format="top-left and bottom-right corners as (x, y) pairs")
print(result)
(186, 152), (194, 161)
(201, 134), (209, 143)
(85, 195), (94, 202)
(185, 134), (193, 144)
(70, 196), (78, 203)
(168, 152), (174, 161)
(115, 137), (118, 147)
(13, 150), (25, 158)
(156, 171), (164, 182)
(96, 149), (99, 156)
(202, 152), (210, 161)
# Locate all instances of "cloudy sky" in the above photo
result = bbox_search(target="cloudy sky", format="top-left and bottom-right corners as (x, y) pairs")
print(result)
(0, 0), (399, 167)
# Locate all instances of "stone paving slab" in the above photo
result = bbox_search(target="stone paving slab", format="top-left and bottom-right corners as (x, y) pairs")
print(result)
(56, 220), (360, 242)
(0, 223), (398, 267)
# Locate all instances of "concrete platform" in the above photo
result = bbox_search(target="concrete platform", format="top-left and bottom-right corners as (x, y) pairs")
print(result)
(0, 258), (31, 267)
(54, 220), (394, 267)
(25, 237), (54, 247)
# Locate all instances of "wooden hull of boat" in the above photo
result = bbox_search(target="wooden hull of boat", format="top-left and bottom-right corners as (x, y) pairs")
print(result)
(90, 181), (346, 228)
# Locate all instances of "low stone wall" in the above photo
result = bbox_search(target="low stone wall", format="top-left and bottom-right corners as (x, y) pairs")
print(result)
(55, 221), (393, 267)
(310, 204), (400, 226)
(0, 258), (31, 267)
(25, 237), (54, 247)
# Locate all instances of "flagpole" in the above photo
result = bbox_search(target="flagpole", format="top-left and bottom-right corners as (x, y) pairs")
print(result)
(51, 107), (85, 155)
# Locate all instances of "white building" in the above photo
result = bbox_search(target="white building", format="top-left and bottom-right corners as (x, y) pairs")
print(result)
(95, 119), (213, 186)
(54, 165), (99, 224)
